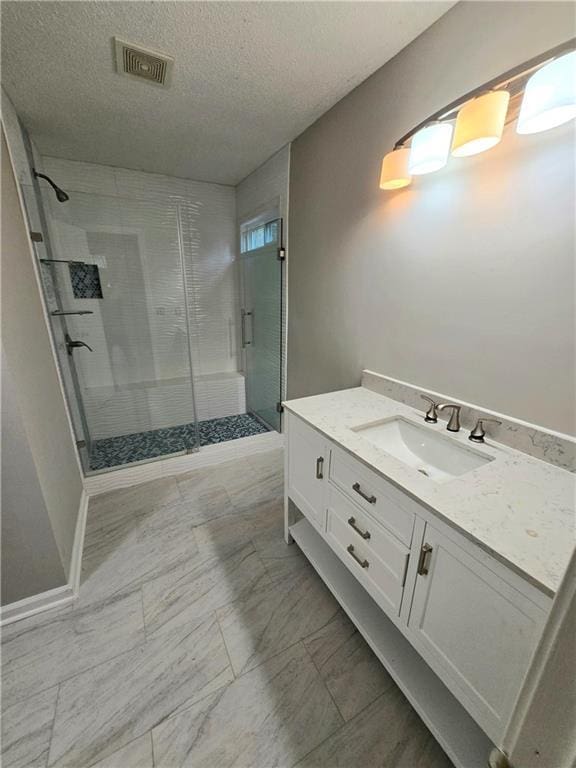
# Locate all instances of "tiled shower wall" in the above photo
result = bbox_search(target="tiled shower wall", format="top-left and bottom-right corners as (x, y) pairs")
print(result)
(38, 156), (241, 439)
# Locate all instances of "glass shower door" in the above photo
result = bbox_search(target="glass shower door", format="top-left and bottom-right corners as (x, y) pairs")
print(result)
(240, 218), (283, 431)
(34, 188), (200, 472)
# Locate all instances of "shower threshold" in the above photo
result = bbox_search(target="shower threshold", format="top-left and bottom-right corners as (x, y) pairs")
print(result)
(89, 413), (270, 471)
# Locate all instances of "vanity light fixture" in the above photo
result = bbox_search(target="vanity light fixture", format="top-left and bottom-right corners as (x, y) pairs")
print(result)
(379, 40), (576, 191)
(379, 148), (411, 189)
(452, 90), (510, 157)
(517, 50), (576, 134)
(408, 123), (453, 175)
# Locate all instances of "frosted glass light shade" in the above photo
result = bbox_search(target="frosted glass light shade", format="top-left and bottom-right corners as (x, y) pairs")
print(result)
(379, 148), (411, 190)
(517, 51), (576, 135)
(408, 123), (453, 175)
(452, 91), (510, 157)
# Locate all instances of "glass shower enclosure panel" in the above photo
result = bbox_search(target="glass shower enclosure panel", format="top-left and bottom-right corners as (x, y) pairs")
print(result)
(37, 189), (199, 472)
(240, 218), (283, 431)
(20, 183), (94, 469)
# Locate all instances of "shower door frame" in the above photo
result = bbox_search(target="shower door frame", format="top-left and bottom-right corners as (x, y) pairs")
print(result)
(21, 128), (94, 466)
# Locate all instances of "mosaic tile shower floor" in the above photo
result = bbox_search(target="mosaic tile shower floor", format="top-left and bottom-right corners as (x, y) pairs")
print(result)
(89, 414), (270, 471)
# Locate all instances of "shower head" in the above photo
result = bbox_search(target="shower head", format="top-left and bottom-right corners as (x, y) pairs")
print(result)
(33, 170), (70, 203)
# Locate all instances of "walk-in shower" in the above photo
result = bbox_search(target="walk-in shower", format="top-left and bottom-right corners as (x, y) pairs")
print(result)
(19, 147), (284, 474)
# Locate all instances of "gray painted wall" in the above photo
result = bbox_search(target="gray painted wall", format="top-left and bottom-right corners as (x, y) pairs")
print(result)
(1, 129), (83, 592)
(1, 348), (66, 604)
(288, 1), (575, 436)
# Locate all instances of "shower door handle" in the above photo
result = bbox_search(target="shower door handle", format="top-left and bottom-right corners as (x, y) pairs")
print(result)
(241, 309), (252, 348)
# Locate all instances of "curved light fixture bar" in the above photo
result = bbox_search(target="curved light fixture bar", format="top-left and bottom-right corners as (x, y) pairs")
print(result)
(393, 39), (575, 151)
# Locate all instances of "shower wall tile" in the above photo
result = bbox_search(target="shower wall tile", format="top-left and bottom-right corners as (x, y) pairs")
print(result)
(41, 157), (117, 197)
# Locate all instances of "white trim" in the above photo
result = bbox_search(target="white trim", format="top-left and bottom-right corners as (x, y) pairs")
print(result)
(84, 430), (284, 495)
(0, 490), (88, 626)
(0, 584), (75, 626)
(68, 490), (88, 595)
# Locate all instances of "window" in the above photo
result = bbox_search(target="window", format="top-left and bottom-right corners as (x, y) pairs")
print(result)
(240, 219), (279, 253)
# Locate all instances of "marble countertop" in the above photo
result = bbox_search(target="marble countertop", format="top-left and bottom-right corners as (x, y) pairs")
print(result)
(284, 387), (576, 597)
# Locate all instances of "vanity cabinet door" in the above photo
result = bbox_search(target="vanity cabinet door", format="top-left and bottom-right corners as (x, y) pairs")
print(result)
(406, 523), (548, 745)
(287, 414), (327, 531)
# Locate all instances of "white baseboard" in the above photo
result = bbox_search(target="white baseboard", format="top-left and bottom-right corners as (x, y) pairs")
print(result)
(84, 430), (284, 495)
(68, 490), (88, 595)
(0, 490), (88, 627)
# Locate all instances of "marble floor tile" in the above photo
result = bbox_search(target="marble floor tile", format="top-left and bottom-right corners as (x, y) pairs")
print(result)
(190, 495), (286, 561)
(142, 540), (270, 634)
(303, 609), (395, 721)
(1, 686), (59, 768)
(47, 612), (233, 768)
(201, 453), (283, 513)
(293, 689), (452, 768)
(80, 500), (199, 607)
(152, 643), (343, 768)
(246, 447), (284, 477)
(88, 732), (153, 768)
(86, 477), (180, 534)
(176, 469), (237, 526)
(2, 590), (145, 708)
(216, 561), (340, 676)
(242, 498), (304, 582)
(191, 510), (254, 553)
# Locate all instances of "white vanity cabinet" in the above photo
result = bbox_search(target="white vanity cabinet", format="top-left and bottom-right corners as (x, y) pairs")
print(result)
(286, 414), (327, 532)
(284, 411), (551, 758)
(406, 522), (548, 743)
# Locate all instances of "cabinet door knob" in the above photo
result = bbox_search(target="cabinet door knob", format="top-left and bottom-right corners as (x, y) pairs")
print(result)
(347, 544), (369, 569)
(347, 517), (371, 540)
(315, 456), (324, 479)
(417, 543), (433, 576)
(352, 482), (376, 504)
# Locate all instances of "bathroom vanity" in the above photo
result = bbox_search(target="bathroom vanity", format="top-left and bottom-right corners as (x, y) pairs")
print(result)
(283, 386), (575, 768)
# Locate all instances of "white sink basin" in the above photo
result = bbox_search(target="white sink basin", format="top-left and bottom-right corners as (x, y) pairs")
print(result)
(352, 416), (493, 482)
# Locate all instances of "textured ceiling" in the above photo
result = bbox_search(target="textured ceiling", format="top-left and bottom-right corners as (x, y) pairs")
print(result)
(1, 1), (454, 185)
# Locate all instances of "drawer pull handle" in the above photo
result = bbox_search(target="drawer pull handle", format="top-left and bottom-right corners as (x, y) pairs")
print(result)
(347, 517), (371, 540)
(315, 457), (324, 480)
(352, 482), (376, 505)
(417, 543), (433, 576)
(347, 544), (369, 569)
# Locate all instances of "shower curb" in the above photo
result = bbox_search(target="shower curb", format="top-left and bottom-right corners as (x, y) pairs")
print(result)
(83, 430), (284, 495)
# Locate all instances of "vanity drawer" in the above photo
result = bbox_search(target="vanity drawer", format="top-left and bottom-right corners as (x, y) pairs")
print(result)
(329, 446), (415, 546)
(326, 485), (409, 616)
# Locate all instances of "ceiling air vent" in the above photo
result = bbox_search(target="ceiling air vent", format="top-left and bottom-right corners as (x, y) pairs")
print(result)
(114, 38), (174, 87)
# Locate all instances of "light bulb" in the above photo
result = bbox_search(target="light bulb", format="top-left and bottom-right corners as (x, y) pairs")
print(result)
(517, 51), (576, 135)
(408, 123), (453, 175)
(452, 91), (510, 157)
(379, 148), (411, 190)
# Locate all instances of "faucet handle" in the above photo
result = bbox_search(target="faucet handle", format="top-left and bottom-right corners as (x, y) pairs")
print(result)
(420, 395), (440, 423)
(469, 418), (502, 444)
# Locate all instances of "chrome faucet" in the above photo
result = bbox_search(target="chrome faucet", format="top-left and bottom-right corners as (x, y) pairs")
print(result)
(420, 395), (440, 423)
(438, 403), (462, 432)
(469, 418), (502, 443)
